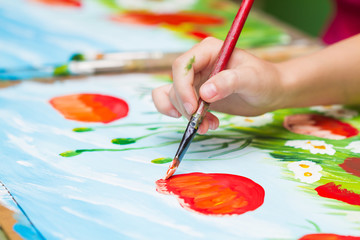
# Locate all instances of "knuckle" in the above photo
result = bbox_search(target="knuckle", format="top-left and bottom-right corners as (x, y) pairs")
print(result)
(202, 36), (218, 45)
(172, 56), (184, 70)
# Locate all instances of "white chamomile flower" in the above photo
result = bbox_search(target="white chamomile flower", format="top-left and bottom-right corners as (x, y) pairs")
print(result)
(310, 105), (358, 119)
(115, 0), (198, 13)
(287, 161), (323, 183)
(229, 113), (274, 127)
(287, 160), (322, 172)
(345, 141), (360, 153)
(293, 170), (322, 184)
(285, 140), (336, 155)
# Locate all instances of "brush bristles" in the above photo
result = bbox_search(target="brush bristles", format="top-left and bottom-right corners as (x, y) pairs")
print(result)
(163, 158), (180, 180)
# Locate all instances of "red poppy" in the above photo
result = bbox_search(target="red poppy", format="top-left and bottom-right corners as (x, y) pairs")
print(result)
(284, 114), (358, 140)
(315, 182), (360, 206)
(31, 0), (81, 7)
(339, 157), (360, 178)
(156, 172), (265, 215)
(110, 11), (223, 26)
(299, 233), (360, 240)
(50, 93), (129, 123)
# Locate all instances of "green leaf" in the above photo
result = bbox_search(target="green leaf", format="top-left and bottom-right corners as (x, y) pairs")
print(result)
(151, 157), (172, 164)
(111, 138), (137, 145)
(73, 127), (94, 132)
(60, 150), (82, 157)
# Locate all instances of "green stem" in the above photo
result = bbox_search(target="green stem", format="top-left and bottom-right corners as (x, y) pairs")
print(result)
(60, 140), (180, 157)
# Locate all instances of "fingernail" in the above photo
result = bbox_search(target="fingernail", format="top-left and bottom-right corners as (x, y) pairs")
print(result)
(209, 120), (215, 130)
(201, 83), (217, 99)
(184, 102), (193, 115)
(169, 109), (180, 118)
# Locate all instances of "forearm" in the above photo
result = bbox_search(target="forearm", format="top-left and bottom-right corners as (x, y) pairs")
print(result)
(277, 34), (360, 108)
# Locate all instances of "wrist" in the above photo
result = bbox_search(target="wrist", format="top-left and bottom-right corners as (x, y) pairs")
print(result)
(273, 61), (299, 109)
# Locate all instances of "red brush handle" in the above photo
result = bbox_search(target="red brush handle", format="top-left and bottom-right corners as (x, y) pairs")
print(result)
(209, 0), (254, 78)
(194, 0), (254, 119)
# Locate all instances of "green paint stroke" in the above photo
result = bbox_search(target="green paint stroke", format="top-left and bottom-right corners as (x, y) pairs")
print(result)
(60, 140), (179, 157)
(112, 130), (180, 145)
(306, 219), (321, 233)
(73, 127), (94, 132)
(53, 64), (70, 76)
(151, 157), (173, 164)
(70, 53), (86, 61)
(72, 122), (183, 132)
(185, 56), (195, 73)
(112, 138), (137, 145)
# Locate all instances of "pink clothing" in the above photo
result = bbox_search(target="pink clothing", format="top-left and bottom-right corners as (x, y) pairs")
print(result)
(322, 0), (360, 44)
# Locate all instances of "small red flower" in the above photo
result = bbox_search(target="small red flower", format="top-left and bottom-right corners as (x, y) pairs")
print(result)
(110, 11), (224, 26)
(284, 114), (358, 140)
(339, 157), (360, 178)
(31, 0), (81, 7)
(299, 233), (360, 240)
(50, 93), (129, 123)
(156, 172), (265, 215)
(315, 182), (360, 206)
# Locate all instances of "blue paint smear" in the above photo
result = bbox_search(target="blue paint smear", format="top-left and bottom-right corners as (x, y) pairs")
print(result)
(0, 0), (194, 80)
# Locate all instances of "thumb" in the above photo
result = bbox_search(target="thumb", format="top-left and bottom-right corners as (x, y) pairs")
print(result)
(199, 70), (240, 103)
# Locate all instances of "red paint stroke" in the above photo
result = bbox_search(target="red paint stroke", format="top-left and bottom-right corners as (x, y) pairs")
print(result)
(156, 172), (265, 215)
(186, 30), (211, 40)
(284, 114), (358, 140)
(31, 0), (81, 7)
(315, 182), (360, 206)
(299, 233), (360, 240)
(110, 11), (224, 26)
(340, 157), (360, 178)
(49, 93), (129, 123)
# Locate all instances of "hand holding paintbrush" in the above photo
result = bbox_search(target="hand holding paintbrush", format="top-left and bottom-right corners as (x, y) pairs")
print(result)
(154, 0), (255, 179)
(153, 0), (360, 179)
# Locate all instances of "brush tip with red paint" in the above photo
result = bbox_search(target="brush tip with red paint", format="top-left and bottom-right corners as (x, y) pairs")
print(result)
(163, 157), (180, 180)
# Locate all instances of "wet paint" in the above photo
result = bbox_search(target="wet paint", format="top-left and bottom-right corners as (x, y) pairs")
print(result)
(50, 93), (129, 123)
(185, 56), (196, 73)
(186, 30), (211, 39)
(110, 11), (224, 26)
(156, 172), (264, 215)
(283, 114), (358, 140)
(315, 182), (360, 206)
(60, 139), (180, 157)
(72, 127), (94, 132)
(31, 0), (81, 7)
(111, 138), (137, 145)
(112, 130), (175, 145)
(299, 233), (360, 240)
(339, 157), (360, 178)
(151, 157), (173, 164)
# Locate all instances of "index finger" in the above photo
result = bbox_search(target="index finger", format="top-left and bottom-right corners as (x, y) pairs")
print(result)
(172, 37), (224, 116)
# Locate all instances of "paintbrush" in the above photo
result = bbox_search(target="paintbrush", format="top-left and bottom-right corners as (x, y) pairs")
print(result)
(164, 0), (254, 180)
(0, 51), (182, 81)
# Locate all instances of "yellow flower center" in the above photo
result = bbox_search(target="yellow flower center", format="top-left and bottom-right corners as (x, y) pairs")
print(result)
(244, 118), (254, 123)
(304, 172), (312, 177)
(314, 145), (326, 149)
(299, 164), (310, 168)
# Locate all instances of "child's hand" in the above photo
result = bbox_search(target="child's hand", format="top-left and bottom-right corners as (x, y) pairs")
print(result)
(152, 37), (287, 134)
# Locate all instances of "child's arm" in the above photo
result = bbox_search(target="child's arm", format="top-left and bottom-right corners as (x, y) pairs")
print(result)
(152, 34), (360, 134)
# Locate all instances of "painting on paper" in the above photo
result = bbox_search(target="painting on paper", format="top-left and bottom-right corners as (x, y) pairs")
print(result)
(0, 0), (290, 80)
(0, 73), (360, 239)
